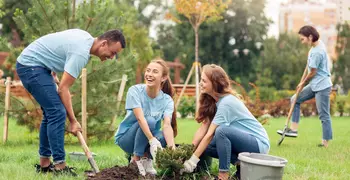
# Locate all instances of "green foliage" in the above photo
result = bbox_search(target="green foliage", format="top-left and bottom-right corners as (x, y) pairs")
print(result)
(115, 0), (167, 28)
(0, 0), (30, 38)
(70, 57), (136, 139)
(156, 144), (194, 177)
(0, 36), (11, 51)
(334, 22), (350, 93)
(157, 0), (271, 86)
(336, 93), (350, 116)
(3, 46), (23, 78)
(0, 0), (4, 17)
(177, 96), (195, 118)
(253, 34), (309, 90)
(13, 0), (133, 43)
(273, 90), (295, 100)
(7, 0), (147, 139)
(248, 86), (276, 102)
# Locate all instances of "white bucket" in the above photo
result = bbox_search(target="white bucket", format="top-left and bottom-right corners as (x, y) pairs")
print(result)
(238, 152), (288, 180)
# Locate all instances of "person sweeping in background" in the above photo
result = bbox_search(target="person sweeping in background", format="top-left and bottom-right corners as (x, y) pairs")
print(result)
(114, 59), (177, 176)
(16, 29), (125, 176)
(180, 64), (270, 180)
(277, 25), (333, 148)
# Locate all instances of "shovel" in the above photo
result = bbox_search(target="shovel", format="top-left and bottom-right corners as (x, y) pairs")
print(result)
(277, 86), (303, 146)
(77, 131), (100, 174)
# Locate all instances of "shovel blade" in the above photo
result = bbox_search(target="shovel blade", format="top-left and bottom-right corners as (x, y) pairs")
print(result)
(88, 157), (100, 173)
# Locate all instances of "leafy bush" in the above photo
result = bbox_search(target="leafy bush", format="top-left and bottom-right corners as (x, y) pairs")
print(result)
(273, 90), (295, 101)
(248, 86), (276, 102)
(4, 0), (145, 139)
(155, 144), (194, 177)
(3, 47), (23, 79)
(0, 37), (11, 52)
(336, 94), (350, 116)
(177, 95), (195, 118)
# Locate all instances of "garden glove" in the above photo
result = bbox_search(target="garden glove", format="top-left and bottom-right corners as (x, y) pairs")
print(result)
(180, 155), (200, 174)
(149, 137), (163, 160)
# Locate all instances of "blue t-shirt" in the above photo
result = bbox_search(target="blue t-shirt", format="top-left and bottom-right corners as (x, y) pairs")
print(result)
(17, 29), (94, 78)
(212, 94), (270, 154)
(307, 41), (332, 91)
(114, 84), (174, 145)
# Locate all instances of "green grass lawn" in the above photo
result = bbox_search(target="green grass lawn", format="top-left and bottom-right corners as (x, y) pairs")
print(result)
(0, 116), (349, 180)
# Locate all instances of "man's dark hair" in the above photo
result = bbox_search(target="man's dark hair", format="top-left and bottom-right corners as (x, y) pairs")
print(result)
(298, 25), (319, 42)
(98, 29), (126, 48)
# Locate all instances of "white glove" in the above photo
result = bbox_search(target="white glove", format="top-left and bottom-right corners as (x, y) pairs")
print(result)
(180, 155), (200, 174)
(149, 137), (163, 160)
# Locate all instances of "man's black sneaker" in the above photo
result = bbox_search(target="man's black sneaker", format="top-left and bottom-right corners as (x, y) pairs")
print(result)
(277, 128), (298, 137)
(35, 163), (54, 173)
(53, 166), (77, 176)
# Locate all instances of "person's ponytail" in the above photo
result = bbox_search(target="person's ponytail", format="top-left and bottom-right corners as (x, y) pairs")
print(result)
(161, 77), (177, 137)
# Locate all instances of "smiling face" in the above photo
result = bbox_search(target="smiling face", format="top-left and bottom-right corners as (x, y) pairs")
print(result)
(200, 72), (214, 95)
(144, 62), (167, 88)
(96, 40), (123, 61)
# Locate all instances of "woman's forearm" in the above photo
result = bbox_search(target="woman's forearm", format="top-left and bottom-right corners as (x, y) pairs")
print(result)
(163, 124), (175, 147)
(194, 135), (213, 158)
(192, 120), (210, 148)
(133, 108), (154, 140)
(192, 128), (207, 148)
(137, 117), (154, 140)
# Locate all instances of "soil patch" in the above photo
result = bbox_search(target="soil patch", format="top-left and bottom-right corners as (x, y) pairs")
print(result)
(87, 164), (153, 180)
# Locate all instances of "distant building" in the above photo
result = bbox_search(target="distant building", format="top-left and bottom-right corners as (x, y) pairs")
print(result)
(329, 0), (350, 23)
(279, 0), (338, 59)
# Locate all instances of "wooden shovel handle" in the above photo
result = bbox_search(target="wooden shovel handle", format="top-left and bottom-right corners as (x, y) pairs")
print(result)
(77, 131), (92, 158)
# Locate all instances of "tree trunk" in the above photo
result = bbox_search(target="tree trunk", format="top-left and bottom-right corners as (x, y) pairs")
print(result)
(194, 27), (200, 112)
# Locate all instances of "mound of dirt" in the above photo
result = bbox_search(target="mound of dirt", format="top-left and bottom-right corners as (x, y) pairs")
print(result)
(88, 164), (142, 180)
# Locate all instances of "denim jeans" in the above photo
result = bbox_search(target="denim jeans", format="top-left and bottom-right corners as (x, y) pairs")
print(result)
(117, 116), (166, 157)
(203, 126), (260, 172)
(16, 62), (66, 164)
(291, 84), (333, 140)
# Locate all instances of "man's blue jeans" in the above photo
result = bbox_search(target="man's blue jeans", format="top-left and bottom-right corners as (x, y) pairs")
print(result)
(291, 85), (333, 140)
(203, 126), (260, 172)
(16, 62), (66, 164)
(117, 116), (166, 157)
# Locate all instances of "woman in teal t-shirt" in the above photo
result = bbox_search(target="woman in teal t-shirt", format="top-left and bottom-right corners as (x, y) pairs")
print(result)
(277, 25), (333, 148)
(114, 59), (177, 176)
(180, 64), (270, 180)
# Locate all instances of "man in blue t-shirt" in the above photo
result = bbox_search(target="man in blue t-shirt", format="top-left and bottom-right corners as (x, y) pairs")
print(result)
(16, 29), (125, 175)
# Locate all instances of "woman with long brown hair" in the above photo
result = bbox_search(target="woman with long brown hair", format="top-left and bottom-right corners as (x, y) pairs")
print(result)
(181, 64), (270, 180)
(114, 59), (177, 176)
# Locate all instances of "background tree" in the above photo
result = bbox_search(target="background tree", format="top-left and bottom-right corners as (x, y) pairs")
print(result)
(166, 0), (231, 109)
(0, 0), (156, 139)
(250, 33), (308, 101)
(334, 22), (350, 93)
(157, 0), (271, 87)
(0, 0), (30, 45)
(115, 0), (169, 28)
